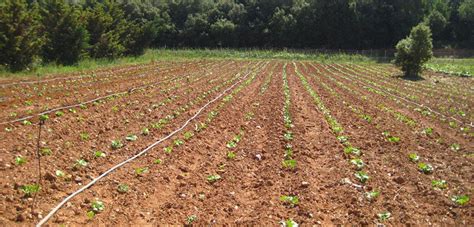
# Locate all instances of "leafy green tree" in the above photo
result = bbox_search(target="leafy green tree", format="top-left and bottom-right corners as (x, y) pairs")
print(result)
(210, 18), (236, 47)
(0, 0), (43, 71)
(395, 23), (433, 78)
(40, 0), (89, 65)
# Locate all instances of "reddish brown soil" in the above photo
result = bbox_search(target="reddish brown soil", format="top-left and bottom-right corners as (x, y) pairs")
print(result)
(0, 60), (472, 226)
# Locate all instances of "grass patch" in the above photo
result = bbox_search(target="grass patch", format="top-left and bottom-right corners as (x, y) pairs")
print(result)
(425, 58), (474, 77)
(0, 48), (374, 78)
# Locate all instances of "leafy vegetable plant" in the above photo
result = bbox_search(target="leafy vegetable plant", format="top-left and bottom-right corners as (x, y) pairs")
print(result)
(117, 184), (129, 193)
(15, 156), (27, 165)
(350, 158), (365, 170)
(135, 167), (149, 175)
(282, 159), (297, 169)
(207, 174), (221, 183)
(451, 195), (469, 206)
(20, 184), (40, 197)
(365, 190), (380, 201)
(377, 211), (391, 221)
(417, 162), (433, 174)
(354, 171), (370, 183)
(111, 140), (123, 149)
(431, 180), (447, 190)
(94, 151), (106, 158)
(408, 153), (419, 162)
(280, 195), (299, 207)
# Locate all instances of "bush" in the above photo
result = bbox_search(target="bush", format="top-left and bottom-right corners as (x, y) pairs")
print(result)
(394, 23), (433, 78)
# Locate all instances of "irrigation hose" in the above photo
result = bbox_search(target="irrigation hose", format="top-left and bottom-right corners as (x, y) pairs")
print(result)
(36, 66), (258, 226)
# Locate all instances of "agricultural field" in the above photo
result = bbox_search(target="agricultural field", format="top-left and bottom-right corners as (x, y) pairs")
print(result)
(0, 60), (472, 225)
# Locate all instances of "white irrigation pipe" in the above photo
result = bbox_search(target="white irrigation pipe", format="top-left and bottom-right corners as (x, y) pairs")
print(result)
(0, 62), (221, 125)
(338, 65), (471, 127)
(36, 67), (255, 226)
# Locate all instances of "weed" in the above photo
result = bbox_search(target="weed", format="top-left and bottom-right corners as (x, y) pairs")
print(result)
(20, 184), (40, 197)
(354, 171), (370, 183)
(418, 162), (433, 174)
(431, 180), (447, 190)
(280, 195), (299, 207)
(451, 195), (470, 206)
(207, 174), (221, 183)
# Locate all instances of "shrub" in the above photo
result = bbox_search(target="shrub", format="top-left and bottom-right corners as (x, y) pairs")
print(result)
(394, 23), (433, 78)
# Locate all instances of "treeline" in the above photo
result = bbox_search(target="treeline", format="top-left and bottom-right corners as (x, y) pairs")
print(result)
(1, 0), (473, 71)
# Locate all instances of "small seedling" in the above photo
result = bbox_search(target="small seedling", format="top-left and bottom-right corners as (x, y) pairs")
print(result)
(111, 140), (123, 149)
(154, 159), (162, 164)
(15, 156), (27, 165)
(408, 153), (419, 162)
(183, 131), (194, 140)
(117, 184), (129, 193)
(141, 128), (150, 136)
(344, 146), (361, 156)
(282, 218), (298, 227)
(282, 159), (297, 169)
(226, 140), (237, 148)
(126, 134), (138, 141)
(418, 162), (433, 174)
(23, 120), (32, 126)
(55, 170), (65, 177)
(451, 195), (469, 206)
(207, 174), (221, 183)
(55, 111), (64, 117)
(39, 114), (49, 122)
(387, 136), (400, 143)
(75, 159), (88, 167)
(91, 200), (105, 212)
(284, 131), (293, 141)
(20, 184), (40, 197)
(377, 211), (391, 221)
(422, 127), (433, 135)
(164, 146), (173, 154)
(186, 215), (197, 225)
(41, 148), (52, 156)
(431, 180), (447, 190)
(382, 131), (390, 137)
(227, 151), (236, 159)
(79, 104), (87, 109)
(354, 171), (370, 183)
(365, 190), (380, 201)
(135, 167), (149, 175)
(280, 195), (299, 207)
(5, 127), (13, 132)
(86, 210), (95, 219)
(450, 143), (460, 151)
(337, 135), (348, 143)
(350, 158), (365, 170)
(80, 132), (90, 141)
(94, 151), (106, 158)
(174, 139), (184, 146)
(68, 108), (77, 113)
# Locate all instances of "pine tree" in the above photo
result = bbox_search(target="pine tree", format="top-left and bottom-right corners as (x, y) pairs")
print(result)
(0, 0), (43, 71)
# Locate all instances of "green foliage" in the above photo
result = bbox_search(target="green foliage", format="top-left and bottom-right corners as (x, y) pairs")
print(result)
(378, 211), (391, 221)
(20, 184), (40, 197)
(135, 167), (149, 175)
(111, 140), (123, 149)
(282, 159), (297, 169)
(280, 195), (299, 207)
(0, 0), (43, 71)
(365, 190), (380, 201)
(451, 195), (470, 206)
(354, 171), (370, 184)
(206, 174), (221, 183)
(117, 184), (129, 193)
(418, 162), (433, 174)
(91, 200), (105, 212)
(408, 153), (420, 162)
(395, 23), (433, 77)
(15, 156), (27, 165)
(431, 180), (447, 190)
(40, 0), (89, 65)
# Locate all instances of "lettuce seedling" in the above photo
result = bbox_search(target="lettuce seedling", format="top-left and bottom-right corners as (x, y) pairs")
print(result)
(15, 156), (27, 165)
(354, 171), (370, 183)
(350, 158), (365, 170)
(111, 140), (123, 149)
(451, 195), (469, 206)
(280, 195), (299, 207)
(378, 211), (391, 221)
(20, 184), (40, 197)
(365, 190), (380, 201)
(408, 153), (419, 162)
(207, 174), (221, 183)
(417, 162), (433, 174)
(431, 180), (447, 190)
(282, 159), (297, 169)
(126, 134), (138, 141)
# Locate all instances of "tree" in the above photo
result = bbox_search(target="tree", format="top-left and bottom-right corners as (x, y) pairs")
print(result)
(0, 0), (43, 71)
(40, 0), (89, 65)
(395, 23), (433, 78)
